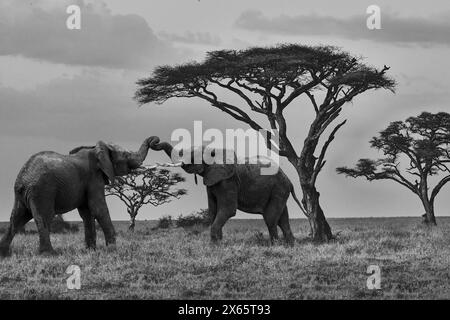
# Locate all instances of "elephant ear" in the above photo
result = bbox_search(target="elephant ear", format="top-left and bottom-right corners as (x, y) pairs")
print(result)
(203, 164), (236, 187)
(202, 149), (237, 187)
(95, 141), (115, 184)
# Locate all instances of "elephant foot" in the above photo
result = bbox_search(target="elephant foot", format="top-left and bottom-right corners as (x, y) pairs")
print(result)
(210, 230), (223, 244)
(85, 240), (97, 250)
(38, 247), (58, 257)
(269, 237), (280, 246)
(105, 244), (117, 252)
(285, 238), (295, 247)
(0, 246), (11, 258)
(86, 244), (97, 251)
(105, 237), (116, 247)
(210, 238), (223, 247)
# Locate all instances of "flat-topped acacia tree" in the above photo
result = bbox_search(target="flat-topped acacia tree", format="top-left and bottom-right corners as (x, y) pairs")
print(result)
(135, 44), (395, 242)
(337, 112), (450, 225)
(105, 167), (186, 231)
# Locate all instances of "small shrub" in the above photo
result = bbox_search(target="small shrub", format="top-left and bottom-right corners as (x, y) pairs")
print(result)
(157, 215), (174, 229)
(176, 209), (212, 228)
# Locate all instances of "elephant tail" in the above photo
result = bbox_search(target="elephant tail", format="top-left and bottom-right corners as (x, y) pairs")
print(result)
(290, 185), (309, 218)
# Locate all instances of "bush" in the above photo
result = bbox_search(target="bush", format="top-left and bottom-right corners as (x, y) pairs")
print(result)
(157, 215), (174, 229)
(176, 209), (213, 228)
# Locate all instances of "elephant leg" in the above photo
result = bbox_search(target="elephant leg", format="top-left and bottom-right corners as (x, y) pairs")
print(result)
(210, 195), (237, 243)
(263, 216), (279, 244)
(263, 200), (286, 244)
(88, 196), (116, 246)
(207, 189), (217, 224)
(29, 200), (56, 255)
(0, 199), (32, 257)
(210, 210), (234, 242)
(78, 207), (96, 249)
(278, 207), (295, 246)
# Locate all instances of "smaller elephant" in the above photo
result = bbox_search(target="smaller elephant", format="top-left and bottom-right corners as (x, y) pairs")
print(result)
(0, 137), (157, 257)
(150, 138), (304, 245)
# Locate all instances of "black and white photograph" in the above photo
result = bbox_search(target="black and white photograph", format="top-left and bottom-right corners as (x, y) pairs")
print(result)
(1, 0), (450, 306)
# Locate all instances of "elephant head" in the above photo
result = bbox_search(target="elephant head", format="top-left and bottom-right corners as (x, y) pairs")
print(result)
(149, 137), (236, 186)
(70, 136), (159, 183)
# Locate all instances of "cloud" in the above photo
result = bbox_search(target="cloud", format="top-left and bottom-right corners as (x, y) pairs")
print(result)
(0, 69), (244, 144)
(0, 0), (181, 69)
(159, 31), (221, 46)
(0, 71), (145, 142)
(235, 10), (450, 47)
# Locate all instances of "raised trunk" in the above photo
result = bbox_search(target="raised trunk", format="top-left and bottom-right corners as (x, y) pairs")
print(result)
(127, 138), (152, 168)
(149, 138), (175, 160)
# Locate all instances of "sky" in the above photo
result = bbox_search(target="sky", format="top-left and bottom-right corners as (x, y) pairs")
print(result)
(1, 0), (450, 222)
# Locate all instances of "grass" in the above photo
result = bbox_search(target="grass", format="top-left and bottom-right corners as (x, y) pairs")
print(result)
(0, 217), (449, 299)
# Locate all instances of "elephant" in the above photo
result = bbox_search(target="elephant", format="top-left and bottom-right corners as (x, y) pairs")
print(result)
(0, 137), (157, 257)
(149, 137), (303, 245)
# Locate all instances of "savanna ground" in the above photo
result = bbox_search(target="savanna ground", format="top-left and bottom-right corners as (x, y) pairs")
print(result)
(0, 217), (449, 299)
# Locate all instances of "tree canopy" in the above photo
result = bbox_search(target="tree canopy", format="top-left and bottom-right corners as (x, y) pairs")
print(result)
(337, 112), (450, 225)
(105, 167), (186, 231)
(135, 44), (395, 139)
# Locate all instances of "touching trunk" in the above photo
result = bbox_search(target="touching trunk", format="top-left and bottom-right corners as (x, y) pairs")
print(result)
(149, 138), (175, 160)
(301, 183), (333, 242)
(129, 136), (157, 167)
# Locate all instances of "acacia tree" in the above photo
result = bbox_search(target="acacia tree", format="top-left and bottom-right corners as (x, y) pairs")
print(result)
(105, 167), (186, 231)
(135, 44), (395, 241)
(337, 112), (450, 225)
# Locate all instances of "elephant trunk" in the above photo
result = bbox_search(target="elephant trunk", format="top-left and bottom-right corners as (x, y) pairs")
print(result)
(149, 137), (175, 161)
(128, 136), (159, 168)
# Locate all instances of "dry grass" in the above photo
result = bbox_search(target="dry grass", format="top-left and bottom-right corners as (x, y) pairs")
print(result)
(0, 217), (449, 299)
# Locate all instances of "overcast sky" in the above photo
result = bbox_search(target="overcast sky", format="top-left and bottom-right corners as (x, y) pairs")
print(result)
(1, 0), (450, 222)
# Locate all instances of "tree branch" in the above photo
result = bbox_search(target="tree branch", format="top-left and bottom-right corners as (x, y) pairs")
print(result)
(430, 175), (450, 203)
(311, 120), (347, 185)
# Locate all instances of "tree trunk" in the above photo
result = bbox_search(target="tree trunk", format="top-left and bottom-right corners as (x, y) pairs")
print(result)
(129, 212), (137, 232)
(290, 147), (333, 242)
(419, 180), (437, 226)
(301, 183), (333, 242)
(421, 198), (437, 226)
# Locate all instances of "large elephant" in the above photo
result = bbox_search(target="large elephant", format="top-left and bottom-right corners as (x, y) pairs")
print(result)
(149, 137), (303, 245)
(0, 137), (157, 257)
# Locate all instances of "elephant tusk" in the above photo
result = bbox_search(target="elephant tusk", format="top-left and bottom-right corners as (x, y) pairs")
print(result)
(132, 165), (157, 173)
(155, 162), (182, 167)
(137, 165), (157, 169)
